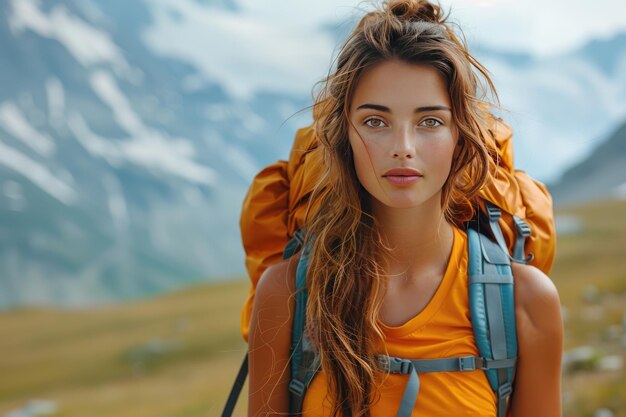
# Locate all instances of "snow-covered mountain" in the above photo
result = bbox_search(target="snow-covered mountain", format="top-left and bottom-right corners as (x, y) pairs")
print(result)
(0, 0), (625, 308)
(472, 35), (626, 182)
(0, 0), (313, 308)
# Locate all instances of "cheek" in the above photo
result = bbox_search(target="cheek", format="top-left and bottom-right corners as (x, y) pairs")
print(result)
(349, 134), (381, 186)
(422, 140), (456, 172)
(352, 144), (372, 184)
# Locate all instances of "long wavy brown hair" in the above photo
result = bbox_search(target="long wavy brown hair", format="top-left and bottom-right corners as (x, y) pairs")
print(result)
(300, 1), (501, 416)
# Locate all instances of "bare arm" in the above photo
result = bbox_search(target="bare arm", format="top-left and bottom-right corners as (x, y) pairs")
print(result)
(248, 255), (298, 417)
(509, 263), (564, 417)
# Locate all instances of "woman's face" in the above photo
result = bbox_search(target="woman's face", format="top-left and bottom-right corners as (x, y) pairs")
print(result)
(347, 59), (459, 210)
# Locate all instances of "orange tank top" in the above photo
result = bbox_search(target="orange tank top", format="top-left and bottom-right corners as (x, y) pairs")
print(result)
(302, 226), (513, 417)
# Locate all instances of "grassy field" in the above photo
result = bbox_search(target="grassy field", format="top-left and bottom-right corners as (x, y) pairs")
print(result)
(1, 199), (625, 417)
(0, 280), (250, 417)
(554, 199), (626, 416)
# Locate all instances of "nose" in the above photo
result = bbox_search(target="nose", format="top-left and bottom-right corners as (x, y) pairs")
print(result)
(391, 125), (415, 159)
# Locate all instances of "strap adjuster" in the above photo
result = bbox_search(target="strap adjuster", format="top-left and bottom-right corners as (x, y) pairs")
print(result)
(400, 360), (413, 374)
(377, 355), (389, 369)
(513, 216), (531, 237)
(390, 357), (412, 374)
(498, 382), (513, 397)
(458, 356), (477, 371)
(288, 379), (305, 397)
(384, 357), (413, 374)
(485, 202), (502, 222)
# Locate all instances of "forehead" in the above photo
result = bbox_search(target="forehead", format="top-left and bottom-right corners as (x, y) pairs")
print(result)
(350, 59), (451, 111)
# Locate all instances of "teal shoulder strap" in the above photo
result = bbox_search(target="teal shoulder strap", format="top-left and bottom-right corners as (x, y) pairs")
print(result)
(222, 223), (519, 417)
(467, 225), (518, 417)
(220, 228), (313, 417)
(484, 201), (533, 264)
(377, 223), (519, 417)
(286, 230), (320, 415)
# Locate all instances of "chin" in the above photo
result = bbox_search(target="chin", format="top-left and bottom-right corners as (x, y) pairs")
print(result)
(376, 196), (425, 209)
(375, 190), (442, 210)
(364, 184), (439, 210)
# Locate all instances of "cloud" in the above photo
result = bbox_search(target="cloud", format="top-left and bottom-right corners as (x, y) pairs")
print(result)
(441, 0), (626, 57)
(9, 0), (133, 76)
(142, 0), (338, 100)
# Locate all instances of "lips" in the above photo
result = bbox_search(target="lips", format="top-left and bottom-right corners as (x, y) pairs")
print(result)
(382, 168), (423, 177)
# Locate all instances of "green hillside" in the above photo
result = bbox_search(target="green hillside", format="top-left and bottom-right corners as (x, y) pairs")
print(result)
(0, 280), (250, 417)
(1, 199), (625, 417)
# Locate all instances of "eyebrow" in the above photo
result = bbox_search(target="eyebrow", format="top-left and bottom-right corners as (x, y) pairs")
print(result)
(355, 103), (451, 113)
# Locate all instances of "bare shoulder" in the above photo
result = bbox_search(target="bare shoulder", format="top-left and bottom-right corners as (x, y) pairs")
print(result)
(511, 262), (562, 332)
(250, 252), (301, 338)
(508, 262), (564, 416)
(255, 252), (300, 302)
(248, 252), (302, 415)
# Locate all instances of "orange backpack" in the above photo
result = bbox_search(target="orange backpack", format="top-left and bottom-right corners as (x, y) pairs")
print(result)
(238, 109), (555, 342)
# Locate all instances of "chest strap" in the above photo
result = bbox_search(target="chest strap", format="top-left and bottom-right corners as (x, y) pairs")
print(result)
(378, 354), (516, 417)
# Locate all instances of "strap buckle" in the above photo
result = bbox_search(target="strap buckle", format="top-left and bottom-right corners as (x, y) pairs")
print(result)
(458, 356), (477, 371)
(498, 382), (513, 397)
(288, 379), (306, 397)
(377, 355), (389, 368)
(513, 216), (531, 237)
(392, 357), (413, 374)
(382, 356), (413, 374)
(400, 359), (413, 374)
(485, 202), (502, 222)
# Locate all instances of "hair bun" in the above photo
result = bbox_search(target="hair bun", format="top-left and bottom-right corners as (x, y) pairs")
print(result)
(385, 0), (445, 24)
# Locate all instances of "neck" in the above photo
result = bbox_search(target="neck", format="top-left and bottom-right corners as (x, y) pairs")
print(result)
(371, 192), (455, 282)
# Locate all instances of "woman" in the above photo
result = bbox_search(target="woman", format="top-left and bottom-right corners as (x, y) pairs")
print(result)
(247, 0), (563, 416)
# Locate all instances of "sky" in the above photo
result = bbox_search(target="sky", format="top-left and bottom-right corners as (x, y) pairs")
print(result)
(235, 0), (626, 57)
(141, 0), (626, 181)
(144, 0), (626, 102)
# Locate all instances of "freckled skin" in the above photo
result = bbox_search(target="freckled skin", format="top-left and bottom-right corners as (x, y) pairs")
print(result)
(347, 59), (459, 211)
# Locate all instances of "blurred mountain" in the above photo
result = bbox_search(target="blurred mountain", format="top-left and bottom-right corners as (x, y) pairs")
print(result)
(577, 32), (626, 77)
(0, 0), (311, 308)
(0, 0), (625, 308)
(550, 119), (626, 206)
(472, 37), (626, 182)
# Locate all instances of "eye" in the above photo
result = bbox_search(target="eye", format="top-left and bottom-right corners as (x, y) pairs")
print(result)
(364, 117), (388, 129)
(420, 118), (443, 128)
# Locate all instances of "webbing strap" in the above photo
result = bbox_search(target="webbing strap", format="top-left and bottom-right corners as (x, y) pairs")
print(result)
(222, 229), (307, 417)
(288, 350), (321, 414)
(486, 283), (507, 357)
(285, 226), (308, 412)
(397, 364), (420, 417)
(283, 228), (305, 260)
(485, 202), (514, 260)
(220, 354), (248, 417)
(513, 215), (533, 263)
(485, 201), (533, 264)
(377, 355), (516, 417)
(483, 264), (507, 362)
(283, 218), (520, 416)
(498, 382), (514, 417)
(289, 239), (314, 414)
(378, 355), (516, 374)
(474, 229), (517, 417)
(469, 273), (513, 284)
(290, 240), (310, 380)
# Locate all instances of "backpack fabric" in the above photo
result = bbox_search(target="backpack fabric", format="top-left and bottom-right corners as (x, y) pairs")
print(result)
(222, 220), (519, 417)
(227, 109), (555, 416)
(239, 109), (555, 342)
(283, 222), (517, 417)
